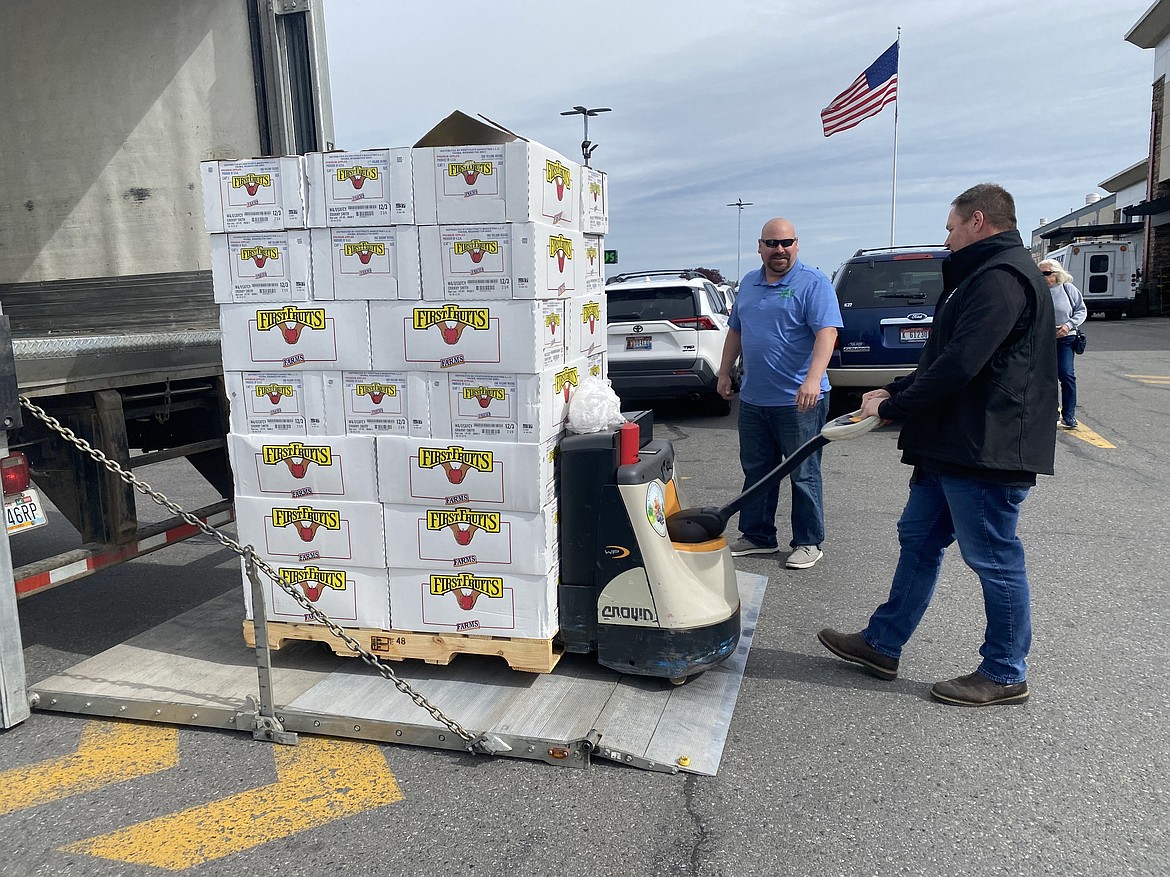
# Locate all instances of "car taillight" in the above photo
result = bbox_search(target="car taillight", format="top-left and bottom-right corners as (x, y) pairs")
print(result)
(1, 452), (31, 496)
(670, 316), (719, 330)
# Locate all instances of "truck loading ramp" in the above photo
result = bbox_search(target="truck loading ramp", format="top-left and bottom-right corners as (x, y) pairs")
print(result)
(29, 571), (767, 775)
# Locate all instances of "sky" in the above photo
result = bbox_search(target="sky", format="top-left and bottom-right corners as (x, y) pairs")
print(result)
(320, 0), (1157, 283)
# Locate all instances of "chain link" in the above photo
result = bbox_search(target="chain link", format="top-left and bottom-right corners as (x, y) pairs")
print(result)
(19, 395), (479, 747)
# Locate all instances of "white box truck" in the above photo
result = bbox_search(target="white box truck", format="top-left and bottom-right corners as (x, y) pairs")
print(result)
(0, 0), (332, 579)
(1046, 239), (1140, 319)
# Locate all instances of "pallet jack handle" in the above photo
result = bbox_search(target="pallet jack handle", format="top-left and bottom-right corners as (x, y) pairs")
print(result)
(666, 410), (881, 543)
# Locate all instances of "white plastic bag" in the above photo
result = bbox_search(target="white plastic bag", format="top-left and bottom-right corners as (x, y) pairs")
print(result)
(567, 375), (625, 434)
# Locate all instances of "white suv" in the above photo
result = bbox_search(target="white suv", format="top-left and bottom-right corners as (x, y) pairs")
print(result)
(605, 270), (738, 416)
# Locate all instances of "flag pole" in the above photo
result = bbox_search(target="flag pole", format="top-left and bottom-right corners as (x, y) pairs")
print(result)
(890, 28), (900, 248)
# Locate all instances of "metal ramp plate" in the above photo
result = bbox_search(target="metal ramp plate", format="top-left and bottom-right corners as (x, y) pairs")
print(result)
(30, 571), (766, 775)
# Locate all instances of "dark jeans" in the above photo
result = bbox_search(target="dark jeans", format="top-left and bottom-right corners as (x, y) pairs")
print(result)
(736, 397), (828, 549)
(1057, 335), (1077, 421)
(862, 469), (1033, 683)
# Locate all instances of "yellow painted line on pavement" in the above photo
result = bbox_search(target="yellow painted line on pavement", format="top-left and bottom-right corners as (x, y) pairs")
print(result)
(1125, 374), (1170, 385)
(65, 736), (403, 871)
(0, 722), (179, 816)
(1064, 423), (1115, 448)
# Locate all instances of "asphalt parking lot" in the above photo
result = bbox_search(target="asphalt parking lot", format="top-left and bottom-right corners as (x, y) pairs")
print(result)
(1, 317), (1167, 877)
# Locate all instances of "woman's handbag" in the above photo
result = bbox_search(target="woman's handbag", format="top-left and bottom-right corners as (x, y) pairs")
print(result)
(1063, 284), (1087, 354)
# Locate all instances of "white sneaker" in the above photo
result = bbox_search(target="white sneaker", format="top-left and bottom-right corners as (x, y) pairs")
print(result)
(786, 545), (823, 569)
(729, 538), (779, 557)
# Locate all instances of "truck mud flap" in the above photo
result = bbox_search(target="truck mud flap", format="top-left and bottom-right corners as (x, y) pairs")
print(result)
(29, 572), (767, 775)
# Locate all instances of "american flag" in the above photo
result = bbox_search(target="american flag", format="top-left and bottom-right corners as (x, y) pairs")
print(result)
(820, 41), (899, 137)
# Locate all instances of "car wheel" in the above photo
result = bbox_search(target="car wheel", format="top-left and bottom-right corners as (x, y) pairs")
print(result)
(700, 393), (732, 417)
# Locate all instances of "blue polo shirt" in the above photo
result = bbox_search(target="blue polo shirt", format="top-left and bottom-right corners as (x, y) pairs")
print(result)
(729, 260), (843, 406)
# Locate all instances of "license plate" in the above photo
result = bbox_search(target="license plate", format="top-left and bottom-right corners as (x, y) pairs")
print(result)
(900, 327), (930, 343)
(625, 336), (652, 350)
(5, 488), (48, 534)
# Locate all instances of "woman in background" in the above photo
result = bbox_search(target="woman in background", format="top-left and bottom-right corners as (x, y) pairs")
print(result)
(1038, 259), (1087, 429)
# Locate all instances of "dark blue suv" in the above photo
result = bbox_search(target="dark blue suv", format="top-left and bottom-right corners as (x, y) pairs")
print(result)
(827, 246), (949, 415)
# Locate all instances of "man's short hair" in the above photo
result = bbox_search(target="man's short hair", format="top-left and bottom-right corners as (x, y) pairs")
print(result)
(951, 183), (1017, 231)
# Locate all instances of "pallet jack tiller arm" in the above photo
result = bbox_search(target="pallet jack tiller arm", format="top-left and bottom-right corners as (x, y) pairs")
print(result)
(666, 411), (882, 544)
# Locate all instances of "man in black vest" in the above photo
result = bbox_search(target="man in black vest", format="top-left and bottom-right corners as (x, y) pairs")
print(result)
(818, 183), (1057, 706)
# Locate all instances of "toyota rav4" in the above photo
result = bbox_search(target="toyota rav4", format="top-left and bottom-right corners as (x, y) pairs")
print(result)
(605, 269), (739, 416)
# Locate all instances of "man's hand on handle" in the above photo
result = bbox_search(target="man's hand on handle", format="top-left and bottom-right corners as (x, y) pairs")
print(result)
(859, 388), (890, 421)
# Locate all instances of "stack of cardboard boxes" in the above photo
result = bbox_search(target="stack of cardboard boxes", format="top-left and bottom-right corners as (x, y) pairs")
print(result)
(203, 112), (608, 645)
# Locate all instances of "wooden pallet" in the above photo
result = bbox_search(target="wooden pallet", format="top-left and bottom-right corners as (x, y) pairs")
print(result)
(242, 620), (563, 674)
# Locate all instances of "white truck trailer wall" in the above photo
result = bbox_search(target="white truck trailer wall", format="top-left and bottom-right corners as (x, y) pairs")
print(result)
(1, 0), (264, 284)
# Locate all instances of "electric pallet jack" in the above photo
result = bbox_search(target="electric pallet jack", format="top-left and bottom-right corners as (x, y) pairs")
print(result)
(558, 408), (880, 684)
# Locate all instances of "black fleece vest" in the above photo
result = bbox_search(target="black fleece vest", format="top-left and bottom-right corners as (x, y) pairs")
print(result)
(897, 246), (1058, 476)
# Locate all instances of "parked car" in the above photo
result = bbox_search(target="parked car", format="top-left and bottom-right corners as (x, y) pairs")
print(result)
(605, 269), (739, 416)
(714, 282), (736, 315)
(827, 245), (949, 416)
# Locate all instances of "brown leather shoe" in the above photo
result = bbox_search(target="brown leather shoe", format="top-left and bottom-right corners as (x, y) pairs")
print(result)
(930, 671), (1029, 706)
(817, 628), (898, 680)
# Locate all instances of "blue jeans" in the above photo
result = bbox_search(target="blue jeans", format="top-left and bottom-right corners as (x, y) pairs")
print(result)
(1057, 335), (1077, 422)
(863, 469), (1033, 683)
(736, 397), (828, 549)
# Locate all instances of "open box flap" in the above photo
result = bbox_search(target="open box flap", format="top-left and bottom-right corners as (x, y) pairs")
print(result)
(414, 111), (524, 147)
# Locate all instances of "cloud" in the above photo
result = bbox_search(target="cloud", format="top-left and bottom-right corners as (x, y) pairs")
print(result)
(323, 0), (1154, 278)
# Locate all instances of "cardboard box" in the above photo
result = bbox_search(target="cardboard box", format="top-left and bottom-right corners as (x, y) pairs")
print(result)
(210, 231), (312, 303)
(368, 299), (564, 373)
(582, 235), (605, 295)
(581, 166), (609, 234)
(229, 432), (378, 502)
(201, 156), (305, 233)
(388, 566), (558, 638)
(220, 301), (372, 371)
(566, 294), (607, 360)
(236, 495), (387, 567)
(242, 558), (390, 629)
(426, 358), (584, 443)
(304, 148), (413, 226)
(225, 371), (328, 435)
(310, 227), (421, 300)
(383, 501), (558, 575)
(377, 434), (558, 512)
(411, 111), (579, 228)
(584, 350), (606, 381)
(321, 371), (429, 436)
(419, 223), (585, 300)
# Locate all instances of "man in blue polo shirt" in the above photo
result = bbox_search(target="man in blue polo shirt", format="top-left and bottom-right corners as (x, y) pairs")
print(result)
(717, 217), (842, 569)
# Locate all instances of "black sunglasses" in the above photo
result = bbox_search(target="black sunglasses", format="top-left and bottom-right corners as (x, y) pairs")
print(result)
(760, 238), (796, 249)
(1040, 270), (1055, 276)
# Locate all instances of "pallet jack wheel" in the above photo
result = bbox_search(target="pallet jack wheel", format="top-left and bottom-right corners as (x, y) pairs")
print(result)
(669, 675), (690, 686)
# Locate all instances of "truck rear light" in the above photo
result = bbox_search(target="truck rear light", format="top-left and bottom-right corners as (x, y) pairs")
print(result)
(1, 452), (31, 496)
(670, 316), (719, 330)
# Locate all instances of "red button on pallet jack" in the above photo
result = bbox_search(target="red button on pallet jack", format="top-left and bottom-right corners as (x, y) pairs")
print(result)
(618, 421), (640, 465)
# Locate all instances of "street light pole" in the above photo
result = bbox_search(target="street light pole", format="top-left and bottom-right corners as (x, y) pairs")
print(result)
(726, 198), (753, 281)
(560, 105), (612, 166)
